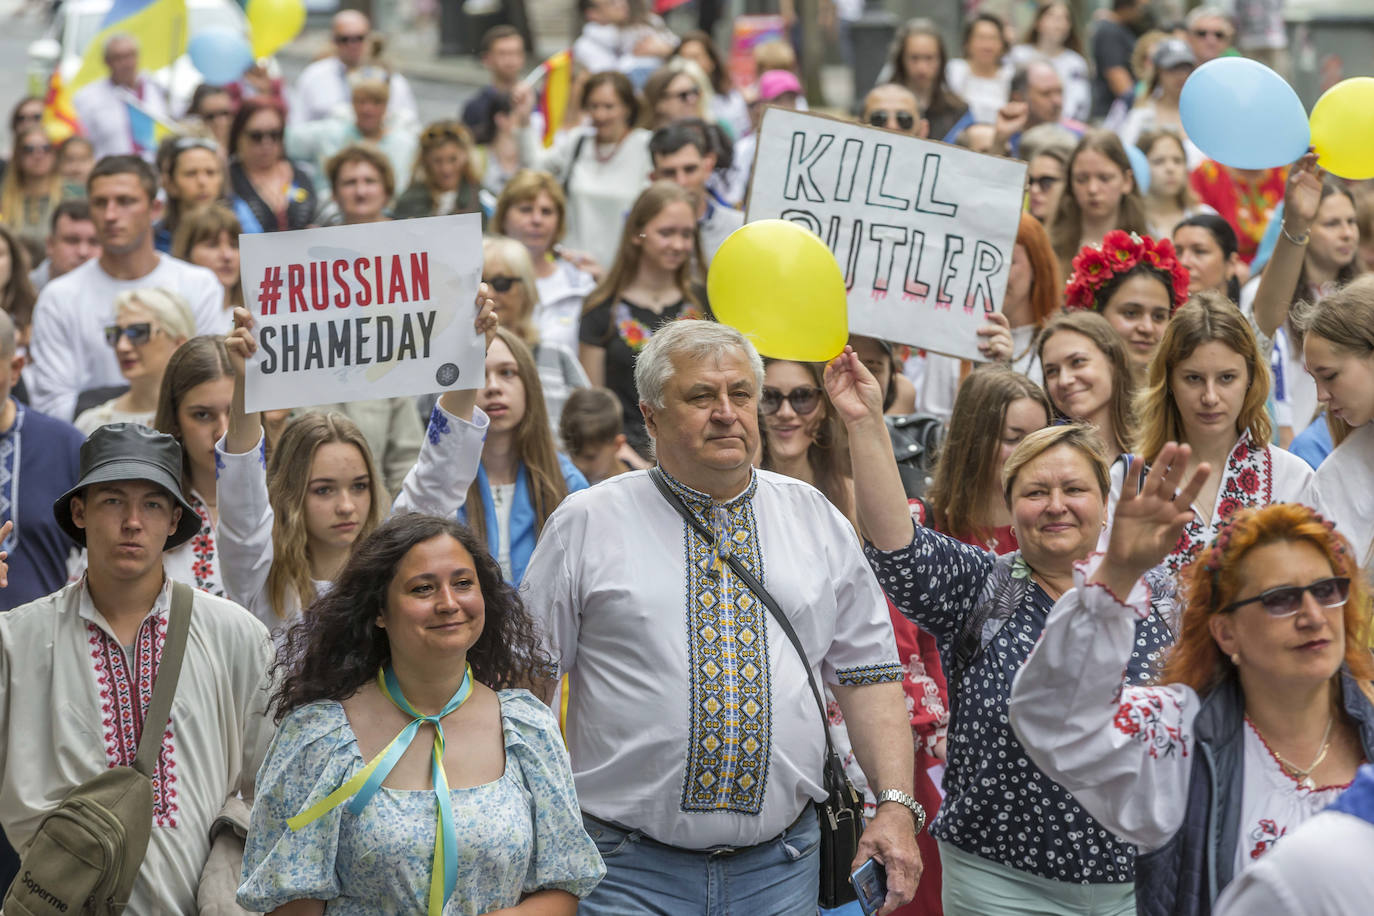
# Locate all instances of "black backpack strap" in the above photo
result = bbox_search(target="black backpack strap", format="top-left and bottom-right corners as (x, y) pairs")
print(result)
(134, 582), (192, 777)
(562, 133), (589, 196)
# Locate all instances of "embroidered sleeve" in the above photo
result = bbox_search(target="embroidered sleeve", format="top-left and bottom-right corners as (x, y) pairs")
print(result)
(1008, 556), (1200, 853)
(863, 521), (995, 645)
(833, 662), (905, 686)
(391, 404), (489, 518)
(215, 433), (279, 629)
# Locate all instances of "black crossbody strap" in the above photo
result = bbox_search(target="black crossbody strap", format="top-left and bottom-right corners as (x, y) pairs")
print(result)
(649, 469), (839, 762)
(134, 581), (193, 777)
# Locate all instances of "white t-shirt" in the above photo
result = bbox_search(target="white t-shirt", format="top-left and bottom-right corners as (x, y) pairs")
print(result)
(71, 79), (170, 162)
(534, 257), (597, 356)
(27, 255), (227, 421)
(944, 59), (1013, 124)
(288, 57), (419, 128)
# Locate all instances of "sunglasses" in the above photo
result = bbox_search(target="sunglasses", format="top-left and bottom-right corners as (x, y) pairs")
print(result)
(246, 129), (283, 144)
(1028, 175), (1061, 192)
(334, 33), (368, 44)
(422, 123), (467, 145)
(104, 322), (156, 347)
(1220, 576), (1351, 617)
(760, 385), (822, 416)
(867, 110), (915, 131)
(13, 112), (42, 126)
(485, 275), (518, 293)
(1191, 29), (1229, 40)
(22, 144), (53, 155)
(201, 109), (234, 121)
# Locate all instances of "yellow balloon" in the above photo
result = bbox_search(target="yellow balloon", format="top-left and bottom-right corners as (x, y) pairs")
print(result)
(1310, 78), (1374, 180)
(248, 0), (307, 60)
(706, 220), (848, 362)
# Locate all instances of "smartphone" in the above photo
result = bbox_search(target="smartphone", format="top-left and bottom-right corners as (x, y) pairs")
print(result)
(849, 857), (888, 916)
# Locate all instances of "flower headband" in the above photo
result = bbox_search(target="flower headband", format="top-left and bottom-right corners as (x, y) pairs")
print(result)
(1064, 230), (1191, 313)
(1202, 508), (1344, 583)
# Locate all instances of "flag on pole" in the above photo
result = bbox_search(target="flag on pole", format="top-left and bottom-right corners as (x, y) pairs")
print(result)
(123, 92), (175, 154)
(536, 50), (572, 148)
(42, 70), (82, 143)
(71, 0), (189, 92)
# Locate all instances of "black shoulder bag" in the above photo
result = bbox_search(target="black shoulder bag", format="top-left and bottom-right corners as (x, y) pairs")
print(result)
(649, 469), (862, 907)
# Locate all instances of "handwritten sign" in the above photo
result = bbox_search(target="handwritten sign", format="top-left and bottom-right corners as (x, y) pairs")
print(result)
(746, 108), (1027, 361)
(240, 214), (485, 413)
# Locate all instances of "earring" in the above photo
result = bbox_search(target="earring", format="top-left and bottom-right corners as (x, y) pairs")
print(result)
(1230, 652), (1241, 666)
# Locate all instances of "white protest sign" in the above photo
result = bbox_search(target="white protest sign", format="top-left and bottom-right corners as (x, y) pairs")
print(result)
(746, 108), (1027, 361)
(239, 214), (485, 413)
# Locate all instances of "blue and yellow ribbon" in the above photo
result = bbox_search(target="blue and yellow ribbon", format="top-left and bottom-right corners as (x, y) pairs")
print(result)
(288, 664), (473, 915)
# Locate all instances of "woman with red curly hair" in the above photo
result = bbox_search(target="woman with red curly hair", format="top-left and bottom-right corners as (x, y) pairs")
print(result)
(1115, 293), (1313, 574)
(1064, 228), (1190, 380)
(1011, 462), (1374, 916)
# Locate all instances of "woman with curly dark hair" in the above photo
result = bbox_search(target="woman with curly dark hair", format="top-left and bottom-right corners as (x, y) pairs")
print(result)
(239, 512), (605, 914)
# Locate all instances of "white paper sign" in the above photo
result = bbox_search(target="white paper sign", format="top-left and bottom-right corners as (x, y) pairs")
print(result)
(239, 214), (485, 413)
(746, 108), (1027, 361)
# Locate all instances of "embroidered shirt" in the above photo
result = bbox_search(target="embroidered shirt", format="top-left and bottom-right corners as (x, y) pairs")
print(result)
(868, 528), (1175, 883)
(1010, 557), (1348, 878)
(1104, 431), (1313, 575)
(163, 489), (224, 598)
(0, 577), (274, 914)
(521, 468), (903, 848)
(1303, 422), (1374, 571)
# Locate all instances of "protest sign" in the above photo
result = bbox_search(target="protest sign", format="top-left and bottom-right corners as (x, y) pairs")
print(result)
(745, 107), (1027, 361)
(239, 214), (485, 413)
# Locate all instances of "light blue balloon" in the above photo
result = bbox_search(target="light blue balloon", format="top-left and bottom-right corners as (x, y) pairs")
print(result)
(1125, 143), (1151, 195)
(1179, 57), (1309, 170)
(189, 28), (254, 86)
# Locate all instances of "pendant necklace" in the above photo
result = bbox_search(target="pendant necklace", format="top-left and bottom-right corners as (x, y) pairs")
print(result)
(1253, 714), (1335, 791)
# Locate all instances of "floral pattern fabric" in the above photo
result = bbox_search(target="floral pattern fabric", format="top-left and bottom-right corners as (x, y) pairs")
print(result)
(1190, 161), (1286, 264)
(238, 689), (604, 914)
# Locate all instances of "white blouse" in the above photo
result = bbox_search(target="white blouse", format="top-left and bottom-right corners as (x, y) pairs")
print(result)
(1303, 422), (1374, 568)
(1009, 558), (1348, 874)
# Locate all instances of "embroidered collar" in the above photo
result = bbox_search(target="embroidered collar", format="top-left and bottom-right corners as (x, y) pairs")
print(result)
(658, 466), (758, 512)
(77, 573), (172, 641)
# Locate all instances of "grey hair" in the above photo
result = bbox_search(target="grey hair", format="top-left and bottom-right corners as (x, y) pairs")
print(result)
(114, 287), (196, 341)
(634, 320), (764, 410)
(103, 33), (137, 57)
(1185, 6), (1233, 29)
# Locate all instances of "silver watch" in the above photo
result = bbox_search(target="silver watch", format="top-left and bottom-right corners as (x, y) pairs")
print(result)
(876, 789), (926, 834)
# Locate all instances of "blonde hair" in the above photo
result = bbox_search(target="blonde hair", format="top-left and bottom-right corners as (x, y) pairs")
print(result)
(114, 287), (195, 340)
(1001, 423), (1111, 507)
(266, 413), (386, 617)
(0, 126), (61, 230)
(1134, 291), (1272, 460)
(494, 169), (567, 245)
(482, 235), (541, 346)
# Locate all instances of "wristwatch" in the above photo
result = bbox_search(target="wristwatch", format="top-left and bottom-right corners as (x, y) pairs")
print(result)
(876, 789), (927, 834)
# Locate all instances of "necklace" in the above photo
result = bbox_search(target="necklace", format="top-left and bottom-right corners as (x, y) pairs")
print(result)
(1251, 714), (1335, 790)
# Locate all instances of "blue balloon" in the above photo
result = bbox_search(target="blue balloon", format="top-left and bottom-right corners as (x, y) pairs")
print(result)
(189, 28), (254, 86)
(1125, 143), (1151, 195)
(1179, 57), (1309, 170)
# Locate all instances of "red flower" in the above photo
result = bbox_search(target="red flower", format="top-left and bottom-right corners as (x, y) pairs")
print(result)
(1237, 467), (1260, 494)
(1218, 496), (1243, 519)
(1113, 704), (1141, 736)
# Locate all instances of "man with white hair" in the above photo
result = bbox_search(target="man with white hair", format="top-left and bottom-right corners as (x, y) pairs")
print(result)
(72, 35), (170, 163)
(522, 320), (923, 914)
(289, 10), (418, 127)
(1186, 6), (1236, 65)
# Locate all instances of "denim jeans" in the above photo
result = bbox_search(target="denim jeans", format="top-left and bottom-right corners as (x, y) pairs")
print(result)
(578, 806), (820, 916)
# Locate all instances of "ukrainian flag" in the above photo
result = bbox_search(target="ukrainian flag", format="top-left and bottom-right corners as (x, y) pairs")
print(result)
(71, 0), (189, 92)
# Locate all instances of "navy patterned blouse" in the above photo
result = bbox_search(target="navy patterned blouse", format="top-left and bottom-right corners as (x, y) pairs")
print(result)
(864, 523), (1176, 884)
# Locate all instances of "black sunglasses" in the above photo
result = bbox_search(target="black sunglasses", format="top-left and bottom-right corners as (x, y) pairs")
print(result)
(868, 110), (915, 131)
(104, 322), (155, 347)
(760, 385), (823, 416)
(334, 33), (368, 44)
(246, 129), (283, 144)
(1191, 29), (1229, 40)
(1028, 175), (1061, 192)
(21, 144), (53, 155)
(1220, 576), (1351, 618)
(485, 275), (518, 293)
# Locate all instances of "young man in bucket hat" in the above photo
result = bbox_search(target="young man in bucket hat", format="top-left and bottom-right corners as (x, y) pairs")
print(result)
(0, 423), (274, 913)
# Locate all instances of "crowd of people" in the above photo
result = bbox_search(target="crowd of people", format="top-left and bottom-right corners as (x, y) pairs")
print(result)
(0, 2), (1372, 915)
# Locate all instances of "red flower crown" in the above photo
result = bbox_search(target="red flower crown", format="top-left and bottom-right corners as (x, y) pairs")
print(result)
(1064, 230), (1191, 313)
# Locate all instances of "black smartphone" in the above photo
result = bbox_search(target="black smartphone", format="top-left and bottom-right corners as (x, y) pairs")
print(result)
(850, 857), (888, 916)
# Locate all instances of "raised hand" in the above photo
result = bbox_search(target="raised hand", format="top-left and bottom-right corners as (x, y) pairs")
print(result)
(1283, 152), (1323, 234)
(224, 307), (257, 376)
(976, 310), (1014, 362)
(1101, 443), (1211, 589)
(824, 346), (885, 427)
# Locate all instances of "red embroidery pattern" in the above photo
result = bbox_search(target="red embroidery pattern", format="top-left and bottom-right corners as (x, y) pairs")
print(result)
(188, 495), (217, 594)
(1248, 817), (1286, 860)
(88, 616), (179, 827)
(1112, 689), (1189, 759)
(1166, 434), (1273, 575)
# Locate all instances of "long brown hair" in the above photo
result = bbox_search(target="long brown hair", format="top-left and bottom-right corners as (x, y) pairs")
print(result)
(584, 182), (703, 320)
(1025, 1), (1083, 54)
(267, 413), (387, 618)
(412, 120), (482, 190)
(1137, 129), (1200, 212)
(1037, 310), (1137, 456)
(154, 335), (234, 491)
(465, 328), (569, 546)
(1050, 131), (1150, 274)
(760, 359), (854, 525)
(172, 204), (243, 308)
(1291, 274), (1374, 447)
(1159, 503), (1374, 694)
(1134, 291), (1272, 461)
(926, 365), (1051, 541)
(0, 225), (36, 329)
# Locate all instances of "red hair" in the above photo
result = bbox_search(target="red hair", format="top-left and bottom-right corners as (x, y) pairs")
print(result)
(1159, 503), (1374, 695)
(1016, 212), (1061, 328)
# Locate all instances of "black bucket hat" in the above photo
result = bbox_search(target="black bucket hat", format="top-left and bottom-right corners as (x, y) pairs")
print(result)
(52, 423), (201, 551)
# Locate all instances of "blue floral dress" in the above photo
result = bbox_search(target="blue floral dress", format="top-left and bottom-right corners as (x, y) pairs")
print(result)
(238, 690), (605, 913)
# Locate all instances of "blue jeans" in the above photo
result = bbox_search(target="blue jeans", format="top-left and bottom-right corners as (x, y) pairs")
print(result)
(578, 807), (820, 916)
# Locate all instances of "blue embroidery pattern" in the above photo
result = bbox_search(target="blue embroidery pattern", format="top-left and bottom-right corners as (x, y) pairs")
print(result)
(427, 406), (451, 445)
(835, 663), (904, 686)
(664, 472), (772, 816)
(0, 406), (18, 553)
